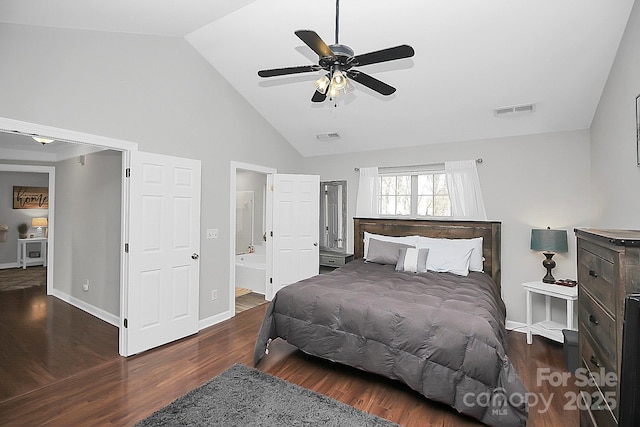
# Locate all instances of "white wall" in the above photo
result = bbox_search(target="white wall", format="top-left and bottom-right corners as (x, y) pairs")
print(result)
(590, 0), (640, 228)
(54, 150), (121, 315)
(303, 129), (591, 324)
(0, 23), (303, 321)
(0, 170), (48, 266)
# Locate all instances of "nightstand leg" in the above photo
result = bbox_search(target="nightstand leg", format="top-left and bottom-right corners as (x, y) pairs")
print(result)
(526, 290), (533, 344)
(567, 299), (574, 330)
(545, 295), (551, 321)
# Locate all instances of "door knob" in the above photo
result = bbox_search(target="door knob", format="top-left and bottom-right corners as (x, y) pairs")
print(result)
(191, 253), (200, 260)
(313, 242), (318, 247)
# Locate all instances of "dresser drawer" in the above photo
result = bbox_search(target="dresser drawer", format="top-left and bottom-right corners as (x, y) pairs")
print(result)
(578, 247), (616, 315)
(578, 288), (616, 361)
(579, 387), (617, 427)
(580, 328), (616, 399)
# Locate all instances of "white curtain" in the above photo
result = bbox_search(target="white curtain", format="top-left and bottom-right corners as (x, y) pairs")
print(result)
(445, 160), (487, 220)
(355, 167), (379, 218)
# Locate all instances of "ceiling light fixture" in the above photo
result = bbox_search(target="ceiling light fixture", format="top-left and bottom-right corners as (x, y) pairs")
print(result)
(314, 74), (331, 95)
(32, 136), (55, 145)
(258, 0), (414, 103)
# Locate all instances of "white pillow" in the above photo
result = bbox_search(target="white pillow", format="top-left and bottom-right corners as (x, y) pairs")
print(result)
(395, 248), (429, 273)
(363, 232), (418, 259)
(416, 236), (484, 272)
(426, 246), (473, 276)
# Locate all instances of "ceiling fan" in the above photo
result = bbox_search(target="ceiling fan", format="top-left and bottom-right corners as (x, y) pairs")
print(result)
(257, 0), (415, 102)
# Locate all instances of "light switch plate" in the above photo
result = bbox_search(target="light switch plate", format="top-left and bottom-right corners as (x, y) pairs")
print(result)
(206, 228), (219, 239)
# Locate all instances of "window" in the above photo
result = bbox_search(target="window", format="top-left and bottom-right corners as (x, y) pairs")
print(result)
(378, 172), (451, 217)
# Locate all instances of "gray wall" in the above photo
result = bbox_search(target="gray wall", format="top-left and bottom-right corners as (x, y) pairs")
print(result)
(0, 23), (303, 320)
(0, 171), (49, 266)
(54, 150), (122, 315)
(303, 129), (591, 324)
(590, 0), (640, 228)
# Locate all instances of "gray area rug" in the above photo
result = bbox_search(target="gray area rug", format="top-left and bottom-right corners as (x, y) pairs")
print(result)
(135, 363), (399, 427)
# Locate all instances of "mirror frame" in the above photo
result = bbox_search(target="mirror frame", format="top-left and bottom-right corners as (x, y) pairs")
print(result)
(320, 180), (347, 253)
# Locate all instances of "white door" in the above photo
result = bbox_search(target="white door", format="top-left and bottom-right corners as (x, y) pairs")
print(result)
(122, 151), (201, 356)
(266, 174), (319, 300)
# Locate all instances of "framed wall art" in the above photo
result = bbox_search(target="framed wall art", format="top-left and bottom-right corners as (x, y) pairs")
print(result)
(13, 186), (49, 209)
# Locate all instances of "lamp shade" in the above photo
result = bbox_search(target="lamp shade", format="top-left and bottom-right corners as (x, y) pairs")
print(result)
(32, 217), (48, 227)
(530, 228), (568, 253)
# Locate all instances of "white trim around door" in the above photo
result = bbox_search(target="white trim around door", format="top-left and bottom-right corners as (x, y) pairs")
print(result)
(0, 117), (137, 357)
(229, 161), (276, 318)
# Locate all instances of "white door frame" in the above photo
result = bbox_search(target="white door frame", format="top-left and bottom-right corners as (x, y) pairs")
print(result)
(0, 117), (137, 356)
(229, 161), (276, 316)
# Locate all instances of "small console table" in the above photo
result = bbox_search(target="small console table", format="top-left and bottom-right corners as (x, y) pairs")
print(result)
(523, 280), (577, 344)
(17, 237), (48, 269)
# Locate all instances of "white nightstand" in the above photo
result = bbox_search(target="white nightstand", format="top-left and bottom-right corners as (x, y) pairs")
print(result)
(17, 237), (48, 269)
(523, 281), (578, 344)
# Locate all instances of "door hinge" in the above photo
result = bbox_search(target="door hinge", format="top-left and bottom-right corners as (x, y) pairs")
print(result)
(269, 278), (273, 284)
(270, 184), (274, 191)
(125, 243), (129, 253)
(123, 318), (128, 328)
(125, 168), (130, 178)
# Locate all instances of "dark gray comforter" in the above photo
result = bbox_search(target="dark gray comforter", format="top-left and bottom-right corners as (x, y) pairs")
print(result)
(254, 260), (528, 426)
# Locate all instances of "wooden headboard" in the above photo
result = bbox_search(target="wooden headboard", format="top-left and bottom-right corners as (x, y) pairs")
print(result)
(353, 218), (502, 290)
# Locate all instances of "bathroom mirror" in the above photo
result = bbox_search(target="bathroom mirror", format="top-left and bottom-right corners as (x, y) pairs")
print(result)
(320, 180), (347, 252)
(236, 190), (254, 254)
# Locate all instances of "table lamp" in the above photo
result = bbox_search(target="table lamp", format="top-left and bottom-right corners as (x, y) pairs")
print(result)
(32, 217), (48, 238)
(530, 227), (568, 283)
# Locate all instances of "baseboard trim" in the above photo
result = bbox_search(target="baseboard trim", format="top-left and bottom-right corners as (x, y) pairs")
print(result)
(199, 310), (233, 331)
(50, 288), (119, 327)
(506, 320), (527, 333)
(0, 262), (19, 269)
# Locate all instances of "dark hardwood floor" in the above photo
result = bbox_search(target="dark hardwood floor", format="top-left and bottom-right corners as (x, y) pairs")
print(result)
(0, 280), (578, 426)
(0, 275), (118, 402)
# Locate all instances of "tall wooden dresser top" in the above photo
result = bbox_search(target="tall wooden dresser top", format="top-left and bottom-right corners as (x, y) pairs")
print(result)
(574, 228), (640, 427)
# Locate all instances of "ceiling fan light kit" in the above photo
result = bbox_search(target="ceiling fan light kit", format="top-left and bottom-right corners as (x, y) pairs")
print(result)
(258, 0), (414, 103)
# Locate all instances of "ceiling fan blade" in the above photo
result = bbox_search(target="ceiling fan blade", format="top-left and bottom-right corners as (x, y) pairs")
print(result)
(295, 30), (336, 59)
(311, 90), (327, 103)
(347, 71), (396, 96)
(258, 65), (321, 78)
(352, 45), (415, 67)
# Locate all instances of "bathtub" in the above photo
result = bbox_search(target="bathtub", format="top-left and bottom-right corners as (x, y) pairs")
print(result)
(235, 250), (266, 294)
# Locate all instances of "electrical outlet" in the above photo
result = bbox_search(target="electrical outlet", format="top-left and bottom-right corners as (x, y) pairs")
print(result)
(206, 228), (219, 239)
(83, 279), (89, 292)
(211, 290), (217, 300)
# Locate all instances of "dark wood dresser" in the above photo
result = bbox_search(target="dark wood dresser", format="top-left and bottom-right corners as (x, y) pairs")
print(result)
(575, 229), (640, 426)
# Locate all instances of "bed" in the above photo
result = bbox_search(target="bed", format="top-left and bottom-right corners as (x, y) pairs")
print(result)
(254, 218), (527, 426)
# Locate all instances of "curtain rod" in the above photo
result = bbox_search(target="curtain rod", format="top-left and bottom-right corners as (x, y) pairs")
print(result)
(354, 158), (483, 172)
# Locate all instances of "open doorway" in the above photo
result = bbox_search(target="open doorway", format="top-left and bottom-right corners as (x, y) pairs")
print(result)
(0, 139), (121, 402)
(230, 162), (275, 315)
(0, 118), (135, 356)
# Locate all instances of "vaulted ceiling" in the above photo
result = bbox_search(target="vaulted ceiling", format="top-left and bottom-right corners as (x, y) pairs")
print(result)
(0, 0), (635, 157)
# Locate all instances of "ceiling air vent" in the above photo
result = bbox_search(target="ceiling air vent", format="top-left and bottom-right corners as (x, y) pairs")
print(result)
(494, 103), (536, 117)
(316, 132), (341, 141)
